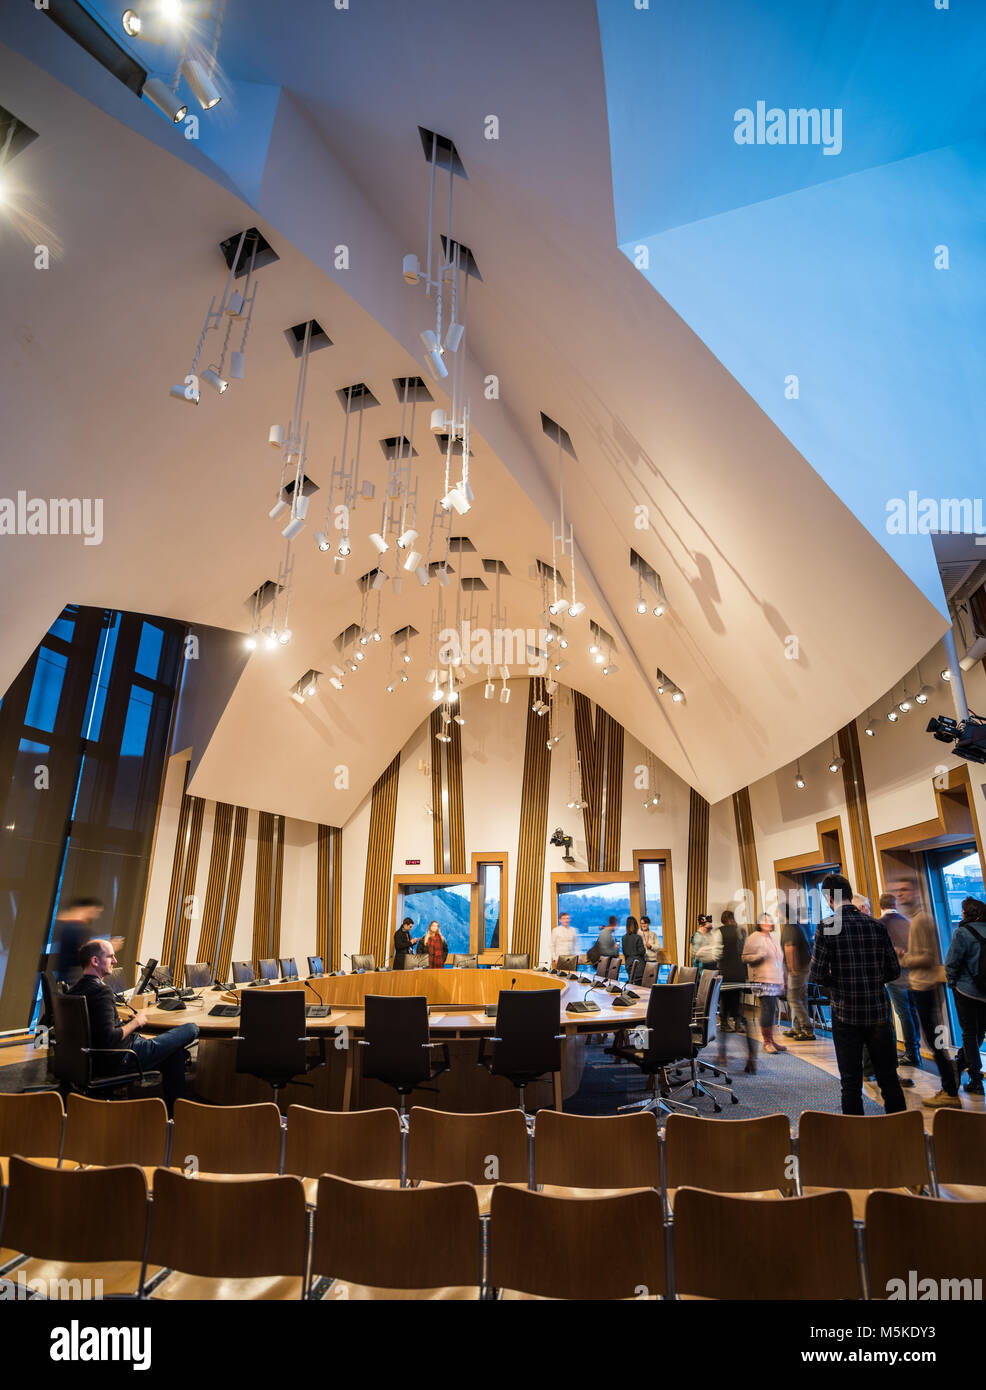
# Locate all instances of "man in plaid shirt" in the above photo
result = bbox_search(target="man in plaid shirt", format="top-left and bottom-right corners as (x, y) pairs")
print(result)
(809, 874), (906, 1115)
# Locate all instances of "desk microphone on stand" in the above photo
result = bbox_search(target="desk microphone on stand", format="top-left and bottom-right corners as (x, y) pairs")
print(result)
(304, 977), (332, 1018)
(566, 985), (601, 1015)
(485, 976), (516, 1018)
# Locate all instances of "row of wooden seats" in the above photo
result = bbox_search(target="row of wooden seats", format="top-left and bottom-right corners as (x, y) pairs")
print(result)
(2, 1093), (984, 1217)
(0, 1159), (982, 1300)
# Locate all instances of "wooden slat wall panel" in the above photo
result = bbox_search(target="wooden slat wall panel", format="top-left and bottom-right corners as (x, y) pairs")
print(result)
(572, 692), (595, 864)
(602, 718), (624, 872)
(253, 811), (275, 965)
(685, 788), (710, 949)
(331, 826), (343, 972)
(195, 801), (233, 971)
(170, 795), (204, 982)
(589, 708), (608, 871)
(160, 762), (192, 970)
(317, 824), (332, 967)
(270, 813), (285, 959)
(430, 711), (444, 872)
(448, 716), (466, 874)
(512, 678), (551, 962)
(732, 785), (761, 938)
(361, 753), (401, 966)
(839, 722), (878, 904)
(215, 806), (248, 982)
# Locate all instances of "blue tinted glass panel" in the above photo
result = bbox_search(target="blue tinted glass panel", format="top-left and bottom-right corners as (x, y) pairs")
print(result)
(135, 623), (164, 680)
(556, 881), (633, 956)
(83, 616), (120, 742)
(25, 647), (68, 733)
(48, 616), (75, 642)
(399, 884), (472, 957)
(640, 861), (663, 943)
(18, 738), (49, 754)
(120, 685), (154, 757)
(482, 864), (501, 949)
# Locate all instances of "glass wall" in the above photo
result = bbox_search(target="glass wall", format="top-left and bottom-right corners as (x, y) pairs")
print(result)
(556, 880), (633, 956)
(0, 606), (184, 1031)
(398, 883), (472, 957)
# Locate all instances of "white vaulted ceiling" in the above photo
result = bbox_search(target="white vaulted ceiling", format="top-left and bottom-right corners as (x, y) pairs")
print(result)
(0, 1), (945, 822)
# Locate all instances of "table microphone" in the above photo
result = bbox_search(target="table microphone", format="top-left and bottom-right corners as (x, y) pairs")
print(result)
(304, 976), (332, 1016)
(566, 985), (601, 1014)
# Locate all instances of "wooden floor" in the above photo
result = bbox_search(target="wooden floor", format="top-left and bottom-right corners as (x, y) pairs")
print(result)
(5, 1029), (982, 1131)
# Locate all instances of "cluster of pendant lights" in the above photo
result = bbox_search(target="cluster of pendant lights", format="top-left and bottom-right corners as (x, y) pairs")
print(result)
(794, 666), (944, 789)
(123, 2), (225, 126)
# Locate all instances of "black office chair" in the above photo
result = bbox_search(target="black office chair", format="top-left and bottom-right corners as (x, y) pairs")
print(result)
(595, 957), (620, 982)
(307, 955), (325, 978)
(503, 953), (530, 970)
(258, 958), (279, 982)
(50, 993), (162, 1099)
(477, 989), (564, 1116)
(279, 957), (299, 981)
(669, 973), (736, 1112)
(556, 954), (579, 973)
(358, 995), (450, 1115)
(450, 954), (478, 969)
(403, 954), (429, 970)
(613, 983), (699, 1119)
(641, 961), (658, 987)
(184, 962), (212, 989)
(232, 961), (256, 985)
(234, 989), (326, 1108)
(626, 957), (644, 986)
(351, 954), (375, 973)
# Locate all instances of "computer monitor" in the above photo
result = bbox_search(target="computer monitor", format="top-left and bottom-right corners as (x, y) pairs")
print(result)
(657, 962), (673, 984)
(135, 958), (158, 996)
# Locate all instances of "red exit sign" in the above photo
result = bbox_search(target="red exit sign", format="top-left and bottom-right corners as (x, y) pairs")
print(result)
(405, 858), (421, 866)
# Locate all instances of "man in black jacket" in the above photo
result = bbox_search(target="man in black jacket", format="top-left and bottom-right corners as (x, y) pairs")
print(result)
(69, 940), (198, 1114)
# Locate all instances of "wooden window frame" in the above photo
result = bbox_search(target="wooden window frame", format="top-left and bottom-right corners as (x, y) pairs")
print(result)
(549, 849), (678, 963)
(389, 851), (509, 963)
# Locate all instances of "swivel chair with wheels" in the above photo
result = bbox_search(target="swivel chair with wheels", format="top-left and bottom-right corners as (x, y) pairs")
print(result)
(358, 995), (450, 1116)
(234, 989), (326, 1108)
(50, 993), (162, 1099)
(669, 972), (737, 1111)
(477, 989), (564, 1117)
(612, 982), (698, 1119)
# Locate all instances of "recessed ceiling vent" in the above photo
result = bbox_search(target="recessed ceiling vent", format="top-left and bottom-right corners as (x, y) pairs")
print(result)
(439, 235), (481, 280)
(219, 227), (278, 275)
(283, 320), (332, 357)
(482, 558), (510, 576)
(0, 106), (39, 162)
(335, 623), (364, 650)
(460, 577), (487, 591)
(435, 434), (474, 458)
(380, 436), (418, 461)
(447, 537), (476, 553)
(540, 412), (576, 458)
(535, 558), (566, 591)
(336, 382), (378, 410)
(246, 579), (282, 610)
(393, 377), (433, 403)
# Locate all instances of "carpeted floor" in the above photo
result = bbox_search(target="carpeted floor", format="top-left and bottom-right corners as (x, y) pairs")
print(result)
(565, 1037), (883, 1120)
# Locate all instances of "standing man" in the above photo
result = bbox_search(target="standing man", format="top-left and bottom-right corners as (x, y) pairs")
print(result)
(780, 909), (815, 1041)
(392, 917), (418, 970)
(809, 875), (906, 1115)
(551, 911), (578, 967)
(52, 897), (105, 988)
(894, 880), (961, 1110)
(69, 939), (198, 1115)
(879, 891), (922, 1067)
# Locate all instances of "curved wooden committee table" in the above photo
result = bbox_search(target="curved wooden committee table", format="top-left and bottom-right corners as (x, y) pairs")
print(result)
(137, 968), (653, 1113)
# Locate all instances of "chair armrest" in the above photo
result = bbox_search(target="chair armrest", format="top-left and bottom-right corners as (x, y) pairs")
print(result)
(356, 1038), (369, 1047)
(82, 1046), (148, 1079)
(553, 1033), (567, 1041)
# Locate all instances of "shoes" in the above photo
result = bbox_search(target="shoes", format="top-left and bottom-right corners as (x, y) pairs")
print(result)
(763, 1043), (779, 1054)
(898, 1077), (915, 1088)
(781, 1028), (799, 1038)
(790, 1030), (816, 1042)
(922, 1090), (962, 1109)
(900, 1054), (921, 1067)
(744, 1058), (757, 1074)
(963, 1078), (984, 1094)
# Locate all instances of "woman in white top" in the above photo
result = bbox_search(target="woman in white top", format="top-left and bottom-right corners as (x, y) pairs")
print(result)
(741, 912), (787, 1053)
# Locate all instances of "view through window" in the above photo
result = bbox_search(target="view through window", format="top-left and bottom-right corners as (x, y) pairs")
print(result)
(556, 880), (632, 956)
(398, 883), (472, 957)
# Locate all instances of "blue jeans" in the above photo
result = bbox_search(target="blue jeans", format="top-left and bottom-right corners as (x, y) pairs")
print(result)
(131, 1024), (199, 1112)
(886, 980), (921, 1058)
(911, 988), (958, 1095)
(831, 1014), (906, 1115)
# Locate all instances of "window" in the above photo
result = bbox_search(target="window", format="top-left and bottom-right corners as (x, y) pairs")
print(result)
(556, 880), (632, 956)
(479, 862), (501, 950)
(399, 883), (472, 956)
(24, 647), (68, 733)
(135, 623), (164, 680)
(639, 860), (663, 945)
(926, 842), (985, 1049)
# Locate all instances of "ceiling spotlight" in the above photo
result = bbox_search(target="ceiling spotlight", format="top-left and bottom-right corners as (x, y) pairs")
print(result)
(558, 638), (569, 650)
(264, 631), (277, 651)
(397, 528), (418, 550)
(437, 567), (450, 587)
(547, 733), (562, 746)
(200, 366), (228, 394)
(403, 549), (422, 572)
(447, 688), (458, 703)
(602, 664), (619, 676)
(369, 532), (389, 555)
(454, 714), (465, 726)
(244, 635), (257, 651)
(671, 689), (685, 704)
(653, 602), (666, 617)
(329, 677), (344, 691)
(122, 8), (142, 35)
(424, 349), (448, 381)
(402, 652), (412, 664)
(348, 660), (358, 673)
(898, 694), (912, 713)
(864, 720), (877, 737)
(794, 766), (806, 790)
(386, 684), (395, 694)
(636, 600), (647, 615)
(268, 424), (284, 448)
(499, 685), (511, 704)
(484, 680), (495, 699)
(338, 537), (351, 557)
(442, 488), (471, 515)
(333, 556), (346, 576)
(444, 321), (465, 353)
(436, 731), (451, 744)
(181, 58), (221, 110)
(916, 685), (932, 704)
(304, 679), (318, 697)
(359, 634), (370, 646)
(355, 651), (365, 663)
(431, 685), (443, 702)
(589, 643), (599, 656)
(290, 690), (305, 706)
(656, 679), (666, 695)
(282, 514), (306, 541)
(594, 653), (604, 666)
(402, 253), (421, 285)
(430, 408), (447, 434)
(441, 708), (452, 725)
(568, 602), (585, 618)
(416, 567), (431, 587)
(544, 631), (555, 645)
(372, 631), (381, 643)
(169, 382), (199, 404)
(400, 673), (408, 684)
(887, 709), (899, 723)
(828, 756), (844, 774)
(548, 600), (566, 616)
(278, 629), (292, 646)
(553, 660), (568, 672)
(941, 668), (952, 682)
(315, 532), (331, 552)
(141, 77), (187, 124)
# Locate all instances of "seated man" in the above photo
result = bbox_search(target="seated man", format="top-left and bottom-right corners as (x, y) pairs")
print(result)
(69, 939), (199, 1114)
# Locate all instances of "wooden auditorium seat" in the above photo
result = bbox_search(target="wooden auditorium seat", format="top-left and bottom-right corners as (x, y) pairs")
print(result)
(673, 1188), (861, 1300)
(148, 1169), (307, 1300)
(407, 1107), (529, 1214)
(663, 1113), (794, 1210)
(489, 1185), (666, 1299)
(61, 1094), (169, 1171)
(284, 1105), (402, 1204)
(797, 1109), (930, 1220)
(312, 1175), (482, 1299)
(169, 1099), (282, 1179)
(864, 1190), (986, 1298)
(0, 1090), (64, 1184)
(533, 1109), (660, 1198)
(931, 1108), (986, 1200)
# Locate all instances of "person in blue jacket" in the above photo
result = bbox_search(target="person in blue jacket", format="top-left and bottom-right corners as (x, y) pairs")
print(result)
(945, 897), (986, 1095)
